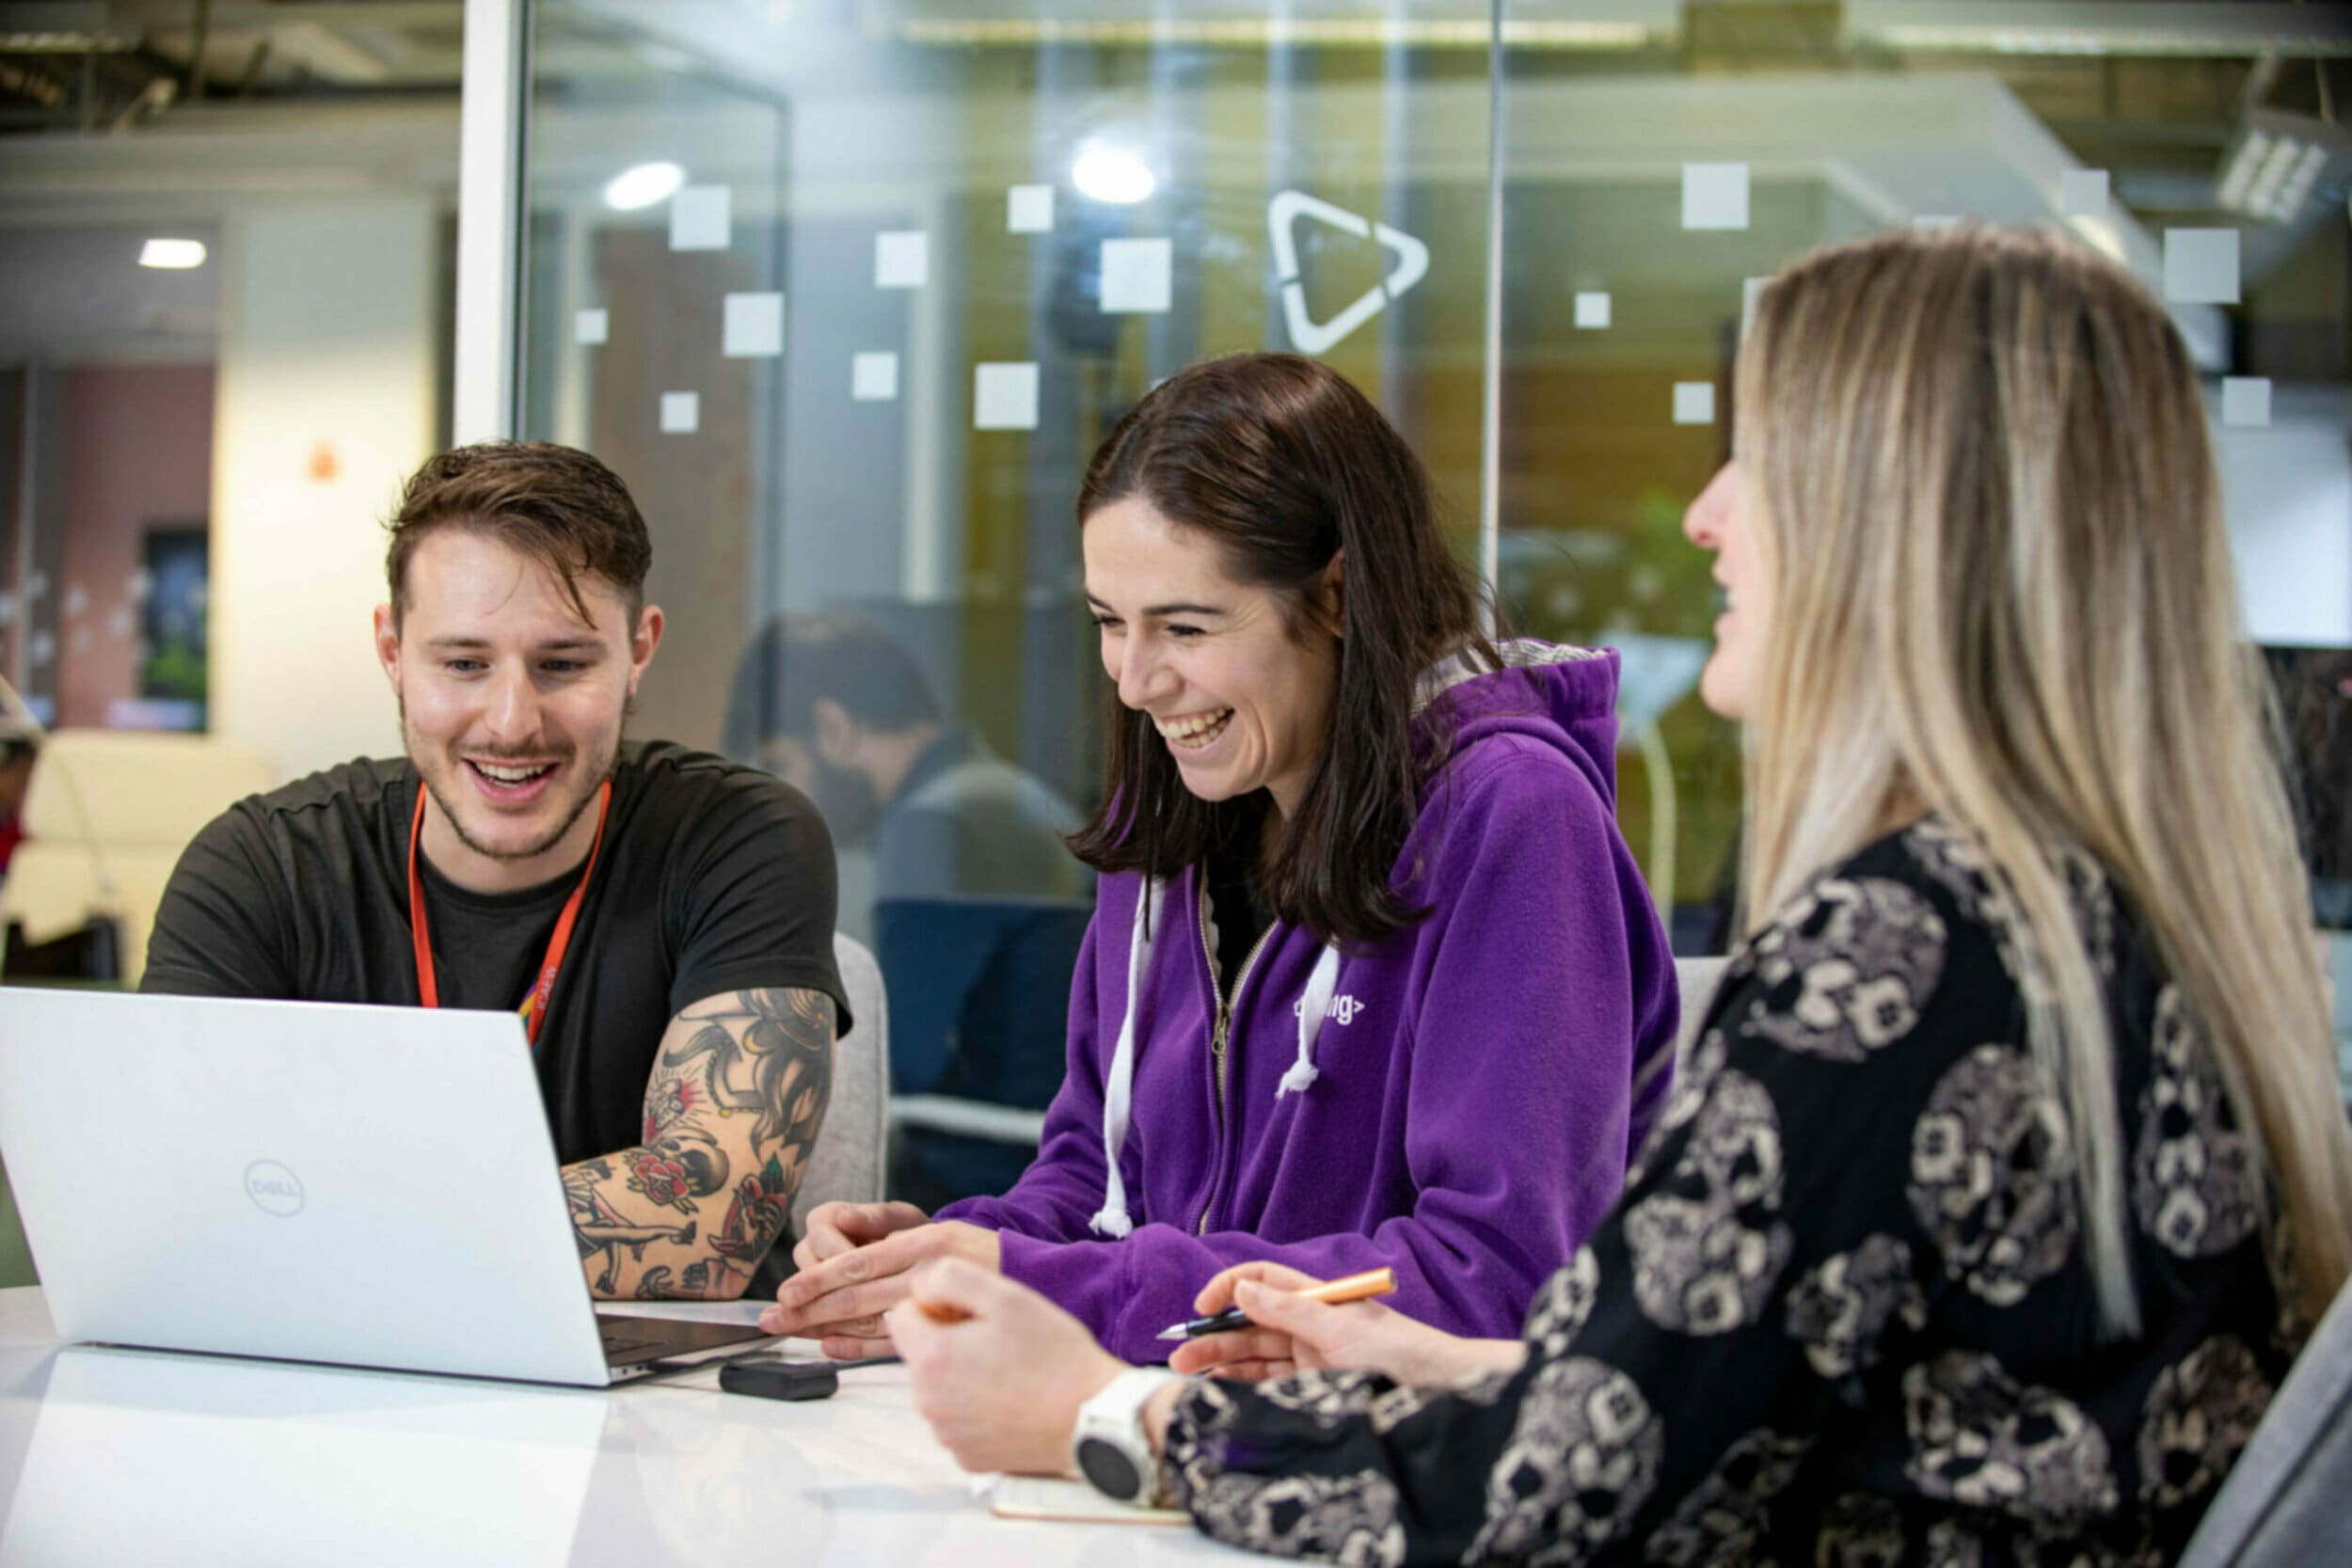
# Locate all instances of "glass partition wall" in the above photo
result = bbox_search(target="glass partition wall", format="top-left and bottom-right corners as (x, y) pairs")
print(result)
(505, 2), (2352, 1184)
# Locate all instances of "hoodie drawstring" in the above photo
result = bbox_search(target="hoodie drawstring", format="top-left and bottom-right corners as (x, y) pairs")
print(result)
(1089, 879), (1163, 1239)
(1279, 943), (1343, 1097)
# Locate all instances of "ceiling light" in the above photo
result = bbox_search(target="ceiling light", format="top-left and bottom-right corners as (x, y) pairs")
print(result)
(1072, 141), (1155, 206)
(2217, 130), (2273, 213)
(602, 162), (685, 212)
(2217, 112), (2352, 226)
(138, 238), (206, 270)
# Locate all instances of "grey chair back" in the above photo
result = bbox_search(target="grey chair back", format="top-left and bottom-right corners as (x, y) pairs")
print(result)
(1671, 956), (1728, 1067)
(795, 933), (890, 1218)
(2176, 1272), (2352, 1568)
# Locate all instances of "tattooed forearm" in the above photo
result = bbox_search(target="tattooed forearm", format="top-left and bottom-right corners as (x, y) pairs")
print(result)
(561, 987), (835, 1301)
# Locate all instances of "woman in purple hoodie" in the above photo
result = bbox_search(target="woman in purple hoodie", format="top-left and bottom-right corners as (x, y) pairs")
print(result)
(762, 352), (1677, 1363)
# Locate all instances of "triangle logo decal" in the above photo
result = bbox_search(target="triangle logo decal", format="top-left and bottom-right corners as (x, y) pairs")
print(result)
(1267, 190), (1430, 356)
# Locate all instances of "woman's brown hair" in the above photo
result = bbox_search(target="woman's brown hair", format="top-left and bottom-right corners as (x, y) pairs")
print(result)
(1066, 353), (1491, 947)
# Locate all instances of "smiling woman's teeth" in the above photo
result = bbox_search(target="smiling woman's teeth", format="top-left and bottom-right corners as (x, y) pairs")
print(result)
(1155, 708), (1233, 751)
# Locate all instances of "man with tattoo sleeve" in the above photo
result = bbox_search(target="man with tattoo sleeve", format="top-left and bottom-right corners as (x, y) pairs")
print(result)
(141, 443), (850, 1300)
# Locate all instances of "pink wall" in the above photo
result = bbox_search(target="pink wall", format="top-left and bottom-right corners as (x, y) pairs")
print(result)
(58, 364), (215, 728)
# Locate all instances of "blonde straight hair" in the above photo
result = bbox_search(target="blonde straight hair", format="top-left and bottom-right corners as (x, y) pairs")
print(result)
(1736, 227), (2352, 1332)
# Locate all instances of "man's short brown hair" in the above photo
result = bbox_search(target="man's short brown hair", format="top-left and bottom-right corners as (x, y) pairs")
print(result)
(386, 441), (653, 628)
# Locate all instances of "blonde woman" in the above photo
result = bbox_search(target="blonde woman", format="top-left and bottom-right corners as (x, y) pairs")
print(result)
(883, 227), (2352, 1564)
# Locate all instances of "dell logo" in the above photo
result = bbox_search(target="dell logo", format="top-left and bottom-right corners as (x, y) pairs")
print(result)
(244, 1160), (305, 1217)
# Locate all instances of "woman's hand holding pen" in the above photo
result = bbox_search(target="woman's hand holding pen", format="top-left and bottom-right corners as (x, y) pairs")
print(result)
(1168, 1261), (1526, 1386)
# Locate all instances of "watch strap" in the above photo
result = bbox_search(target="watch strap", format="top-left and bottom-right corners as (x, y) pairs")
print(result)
(1073, 1367), (1182, 1505)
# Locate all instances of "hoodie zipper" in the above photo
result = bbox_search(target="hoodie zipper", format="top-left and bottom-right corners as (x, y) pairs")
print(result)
(1196, 874), (1278, 1236)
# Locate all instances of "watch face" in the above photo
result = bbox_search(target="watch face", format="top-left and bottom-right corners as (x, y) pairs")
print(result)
(1076, 1436), (1145, 1502)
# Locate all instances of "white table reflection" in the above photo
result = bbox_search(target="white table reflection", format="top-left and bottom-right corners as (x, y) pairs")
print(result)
(0, 1288), (1250, 1566)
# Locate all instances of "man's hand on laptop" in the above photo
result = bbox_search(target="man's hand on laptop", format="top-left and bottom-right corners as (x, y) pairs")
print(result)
(760, 1210), (1002, 1358)
(561, 987), (834, 1300)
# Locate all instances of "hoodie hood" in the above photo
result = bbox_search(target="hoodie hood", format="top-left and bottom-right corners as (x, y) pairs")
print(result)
(1415, 639), (1624, 811)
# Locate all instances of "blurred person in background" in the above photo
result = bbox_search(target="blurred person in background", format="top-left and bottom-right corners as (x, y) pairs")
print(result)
(725, 613), (1088, 1209)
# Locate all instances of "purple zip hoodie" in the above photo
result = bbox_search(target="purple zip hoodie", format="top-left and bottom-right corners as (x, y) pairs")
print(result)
(938, 641), (1677, 1364)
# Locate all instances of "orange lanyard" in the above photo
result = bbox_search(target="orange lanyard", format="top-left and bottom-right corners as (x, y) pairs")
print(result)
(407, 778), (612, 1047)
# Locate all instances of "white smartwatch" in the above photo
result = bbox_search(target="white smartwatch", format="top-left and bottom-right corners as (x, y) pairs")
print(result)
(1071, 1368), (1182, 1506)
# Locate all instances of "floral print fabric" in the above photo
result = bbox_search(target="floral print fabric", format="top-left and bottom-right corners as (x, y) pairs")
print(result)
(1164, 823), (2292, 1565)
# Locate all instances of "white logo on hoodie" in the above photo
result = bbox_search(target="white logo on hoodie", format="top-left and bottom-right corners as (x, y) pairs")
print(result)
(1295, 994), (1363, 1026)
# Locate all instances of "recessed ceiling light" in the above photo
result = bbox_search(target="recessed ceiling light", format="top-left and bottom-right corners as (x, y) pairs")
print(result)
(1072, 141), (1155, 206)
(138, 238), (206, 269)
(603, 162), (685, 212)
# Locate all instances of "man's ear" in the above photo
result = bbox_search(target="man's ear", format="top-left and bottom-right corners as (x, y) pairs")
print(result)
(627, 604), (665, 698)
(810, 697), (860, 767)
(372, 604), (403, 691)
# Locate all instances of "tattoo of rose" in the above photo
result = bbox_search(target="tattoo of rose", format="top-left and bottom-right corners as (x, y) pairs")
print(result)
(630, 1153), (694, 1212)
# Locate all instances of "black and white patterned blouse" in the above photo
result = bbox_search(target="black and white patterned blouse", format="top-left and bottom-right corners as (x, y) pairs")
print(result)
(1164, 820), (2300, 1566)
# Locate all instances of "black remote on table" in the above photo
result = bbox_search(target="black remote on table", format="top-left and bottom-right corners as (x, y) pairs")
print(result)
(719, 1359), (840, 1402)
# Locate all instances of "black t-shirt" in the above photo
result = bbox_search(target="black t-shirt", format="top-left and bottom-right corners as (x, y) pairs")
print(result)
(141, 740), (848, 1166)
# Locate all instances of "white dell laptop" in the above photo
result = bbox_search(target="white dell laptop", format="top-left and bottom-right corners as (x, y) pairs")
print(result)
(0, 988), (771, 1386)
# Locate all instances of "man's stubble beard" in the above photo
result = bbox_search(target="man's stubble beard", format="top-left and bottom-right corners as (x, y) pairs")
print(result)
(399, 689), (629, 867)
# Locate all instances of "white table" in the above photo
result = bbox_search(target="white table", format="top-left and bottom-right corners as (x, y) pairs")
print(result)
(0, 1288), (1252, 1566)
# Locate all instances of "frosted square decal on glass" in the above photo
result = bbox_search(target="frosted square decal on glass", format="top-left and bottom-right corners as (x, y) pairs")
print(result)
(723, 293), (785, 358)
(1008, 184), (1055, 234)
(670, 186), (731, 252)
(853, 352), (899, 402)
(660, 392), (700, 434)
(2060, 169), (2109, 218)
(106, 605), (135, 641)
(2222, 377), (2272, 428)
(574, 309), (609, 346)
(974, 362), (1039, 431)
(1681, 164), (1749, 230)
(2164, 229), (2240, 305)
(1574, 292), (1612, 329)
(1741, 277), (1769, 340)
(62, 583), (87, 617)
(1673, 383), (1716, 425)
(876, 231), (929, 289)
(1912, 214), (1961, 231)
(28, 629), (53, 667)
(1100, 238), (1172, 314)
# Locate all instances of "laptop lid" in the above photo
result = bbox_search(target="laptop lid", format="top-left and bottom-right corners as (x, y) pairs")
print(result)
(0, 989), (617, 1386)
